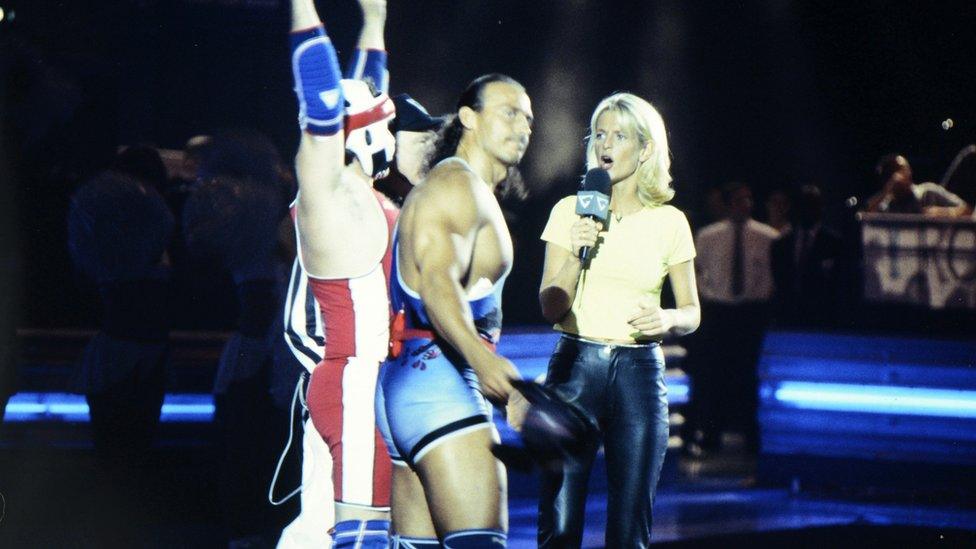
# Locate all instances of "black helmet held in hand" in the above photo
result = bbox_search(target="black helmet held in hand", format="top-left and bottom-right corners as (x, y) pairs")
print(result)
(495, 380), (599, 471)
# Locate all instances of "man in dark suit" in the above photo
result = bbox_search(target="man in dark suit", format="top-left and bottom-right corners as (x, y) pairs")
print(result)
(772, 185), (845, 328)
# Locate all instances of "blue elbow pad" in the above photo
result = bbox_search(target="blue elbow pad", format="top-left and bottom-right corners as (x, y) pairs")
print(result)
(346, 48), (389, 94)
(290, 26), (344, 135)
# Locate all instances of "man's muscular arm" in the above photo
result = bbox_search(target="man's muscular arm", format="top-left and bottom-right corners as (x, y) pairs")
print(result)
(409, 173), (519, 404)
(290, 0), (345, 230)
(345, 0), (389, 92)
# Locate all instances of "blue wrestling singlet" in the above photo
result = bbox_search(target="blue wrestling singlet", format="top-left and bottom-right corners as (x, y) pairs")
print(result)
(375, 230), (507, 467)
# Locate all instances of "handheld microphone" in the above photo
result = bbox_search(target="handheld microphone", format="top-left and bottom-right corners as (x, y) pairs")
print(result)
(575, 168), (611, 262)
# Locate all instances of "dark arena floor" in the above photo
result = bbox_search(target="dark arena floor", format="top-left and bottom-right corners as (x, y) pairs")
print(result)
(3, 442), (976, 548)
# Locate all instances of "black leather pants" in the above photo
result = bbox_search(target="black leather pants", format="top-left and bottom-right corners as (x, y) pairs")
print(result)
(538, 335), (669, 549)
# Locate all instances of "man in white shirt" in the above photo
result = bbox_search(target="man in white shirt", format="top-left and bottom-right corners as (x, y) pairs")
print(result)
(696, 183), (779, 303)
(687, 182), (777, 454)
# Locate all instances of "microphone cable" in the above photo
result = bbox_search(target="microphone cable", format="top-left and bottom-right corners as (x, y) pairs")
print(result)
(268, 371), (309, 505)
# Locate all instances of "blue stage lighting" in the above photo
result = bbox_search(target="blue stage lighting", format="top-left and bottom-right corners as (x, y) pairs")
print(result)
(772, 381), (976, 419)
(4, 393), (216, 423)
(668, 381), (690, 405)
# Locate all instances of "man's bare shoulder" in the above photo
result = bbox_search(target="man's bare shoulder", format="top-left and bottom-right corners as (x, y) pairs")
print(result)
(398, 160), (477, 233)
(409, 158), (490, 212)
(423, 158), (482, 192)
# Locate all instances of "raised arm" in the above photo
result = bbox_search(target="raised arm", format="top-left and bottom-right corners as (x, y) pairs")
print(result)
(408, 176), (519, 403)
(289, 0), (388, 277)
(344, 0), (389, 93)
(290, 0), (345, 138)
(290, 0), (346, 198)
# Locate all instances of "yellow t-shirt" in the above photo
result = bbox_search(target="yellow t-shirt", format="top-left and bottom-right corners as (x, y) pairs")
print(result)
(540, 196), (696, 342)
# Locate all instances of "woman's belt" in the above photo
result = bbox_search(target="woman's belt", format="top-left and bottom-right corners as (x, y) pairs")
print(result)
(560, 332), (659, 348)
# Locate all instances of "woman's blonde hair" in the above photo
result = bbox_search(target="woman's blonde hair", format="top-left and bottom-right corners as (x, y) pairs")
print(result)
(585, 92), (674, 206)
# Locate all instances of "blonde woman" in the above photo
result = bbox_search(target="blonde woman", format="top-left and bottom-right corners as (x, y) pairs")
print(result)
(538, 92), (701, 548)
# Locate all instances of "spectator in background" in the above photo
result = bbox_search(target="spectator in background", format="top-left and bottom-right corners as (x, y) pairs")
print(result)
(704, 186), (727, 222)
(167, 135), (213, 211)
(765, 188), (792, 234)
(771, 184), (845, 328)
(67, 170), (174, 468)
(182, 133), (294, 547)
(690, 181), (777, 454)
(690, 185), (727, 232)
(864, 153), (972, 217)
(198, 129), (285, 191)
(160, 134), (237, 332)
(176, 136), (212, 183)
(174, 130), (288, 330)
(110, 144), (169, 196)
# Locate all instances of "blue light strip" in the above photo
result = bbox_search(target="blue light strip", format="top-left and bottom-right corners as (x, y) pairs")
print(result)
(4, 393), (215, 423)
(160, 403), (217, 415)
(773, 381), (976, 419)
(669, 382), (689, 405)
